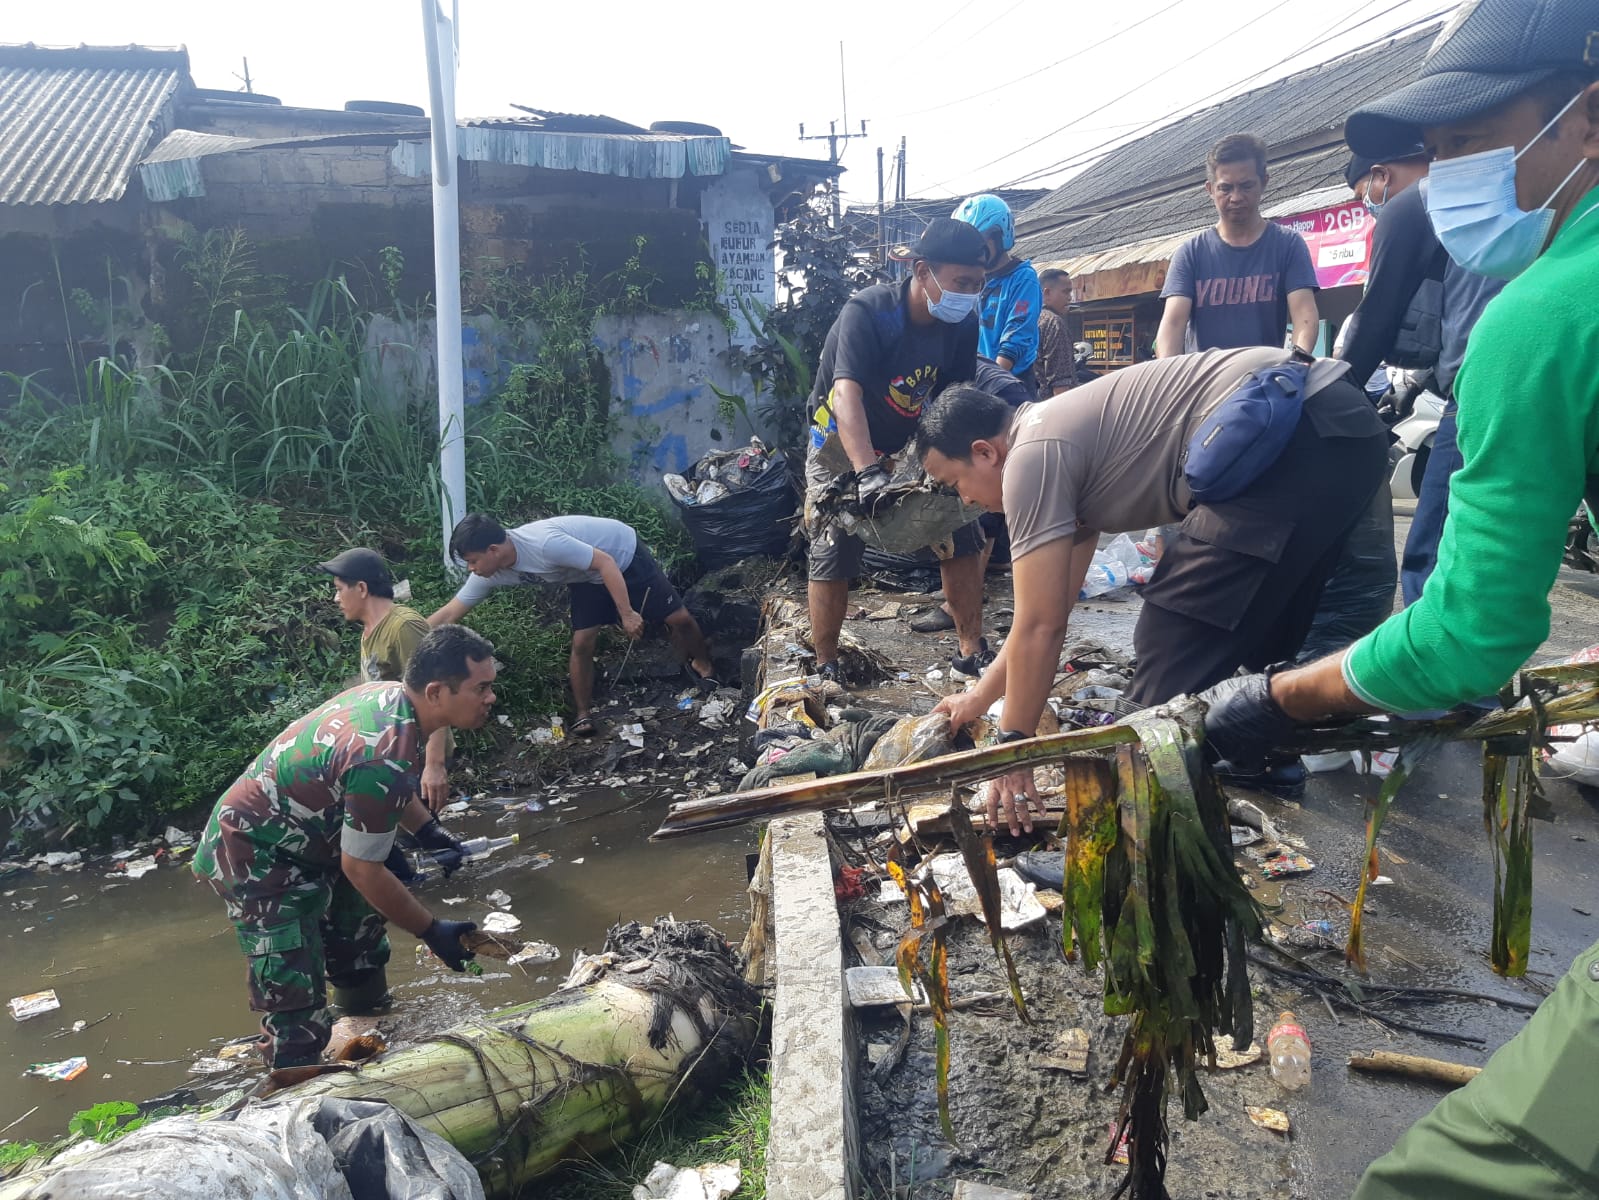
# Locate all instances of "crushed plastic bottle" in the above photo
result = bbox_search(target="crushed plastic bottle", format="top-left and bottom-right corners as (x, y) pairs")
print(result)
(1267, 1011), (1311, 1091)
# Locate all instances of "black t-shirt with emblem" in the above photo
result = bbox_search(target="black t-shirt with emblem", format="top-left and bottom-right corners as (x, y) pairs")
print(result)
(809, 278), (979, 455)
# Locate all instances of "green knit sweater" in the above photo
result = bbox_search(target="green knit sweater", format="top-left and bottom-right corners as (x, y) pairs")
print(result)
(1344, 188), (1599, 712)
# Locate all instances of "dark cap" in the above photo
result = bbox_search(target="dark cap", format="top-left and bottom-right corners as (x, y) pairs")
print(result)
(1344, 136), (1428, 188)
(1346, 0), (1599, 156)
(906, 217), (990, 267)
(316, 547), (394, 596)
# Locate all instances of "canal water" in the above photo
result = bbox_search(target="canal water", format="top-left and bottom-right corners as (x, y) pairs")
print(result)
(0, 786), (758, 1146)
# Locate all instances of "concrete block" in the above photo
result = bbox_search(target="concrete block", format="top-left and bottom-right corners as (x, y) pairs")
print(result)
(767, 812), (857, 1200)
(201, 153), (266, 186)
(261, 153), (329, 186)
(328, 156), (391, 188)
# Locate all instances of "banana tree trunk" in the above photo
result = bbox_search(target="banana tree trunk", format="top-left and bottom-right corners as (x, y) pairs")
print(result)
(283, 919), (762, 1197)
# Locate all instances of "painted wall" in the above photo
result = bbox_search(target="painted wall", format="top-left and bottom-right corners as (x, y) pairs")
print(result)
(364, 309), (763, 497)
(698, 168), (776, 348)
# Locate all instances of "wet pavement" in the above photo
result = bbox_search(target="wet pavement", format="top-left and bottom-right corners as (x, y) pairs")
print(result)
(0, 785), (758, 1146)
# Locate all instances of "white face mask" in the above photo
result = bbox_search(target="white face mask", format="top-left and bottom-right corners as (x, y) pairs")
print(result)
(1425, 89), (1592, 279)
(924, 271), (981, 323)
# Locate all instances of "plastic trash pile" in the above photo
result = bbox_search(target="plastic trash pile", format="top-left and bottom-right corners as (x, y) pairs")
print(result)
(1079, 532), (1160, 599)
(664, 438), (778, 507)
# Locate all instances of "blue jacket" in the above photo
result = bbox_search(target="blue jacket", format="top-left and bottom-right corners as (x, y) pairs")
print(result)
(978, 258), (1042, 375)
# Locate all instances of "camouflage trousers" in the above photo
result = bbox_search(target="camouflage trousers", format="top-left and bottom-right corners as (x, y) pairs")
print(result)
(220, 873), (391, 1069)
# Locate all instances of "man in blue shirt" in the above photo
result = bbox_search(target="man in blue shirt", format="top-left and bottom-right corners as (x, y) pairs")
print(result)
(953, 194), (1043, 398)
(1156, 133), (1321, 356)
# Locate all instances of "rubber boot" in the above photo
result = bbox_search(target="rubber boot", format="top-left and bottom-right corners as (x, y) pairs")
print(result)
(329, 967), (392, 1015)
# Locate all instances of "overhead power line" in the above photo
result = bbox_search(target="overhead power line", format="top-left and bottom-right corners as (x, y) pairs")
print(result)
(983, 0), (1452, 192)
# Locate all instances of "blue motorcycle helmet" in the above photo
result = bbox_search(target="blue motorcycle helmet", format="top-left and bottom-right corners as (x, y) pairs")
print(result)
(952, 194), (1015, 252)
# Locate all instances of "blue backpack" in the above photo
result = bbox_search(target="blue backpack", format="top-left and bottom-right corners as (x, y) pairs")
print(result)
(1183, 356), (1312, 505)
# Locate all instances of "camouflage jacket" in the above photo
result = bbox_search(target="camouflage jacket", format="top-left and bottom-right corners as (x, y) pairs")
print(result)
(193, 682), (421, 897)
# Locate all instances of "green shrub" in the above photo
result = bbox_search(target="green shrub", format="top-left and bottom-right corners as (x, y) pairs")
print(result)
(0, 234), (701, 847)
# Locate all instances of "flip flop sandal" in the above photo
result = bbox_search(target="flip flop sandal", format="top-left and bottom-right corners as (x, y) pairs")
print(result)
(571, 716), (598, 738)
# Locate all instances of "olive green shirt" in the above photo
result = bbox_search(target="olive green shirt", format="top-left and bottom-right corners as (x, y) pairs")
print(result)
(360, 605), (453, 758)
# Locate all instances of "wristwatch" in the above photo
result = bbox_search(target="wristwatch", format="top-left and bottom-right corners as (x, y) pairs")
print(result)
(996, 729), (1030, 744)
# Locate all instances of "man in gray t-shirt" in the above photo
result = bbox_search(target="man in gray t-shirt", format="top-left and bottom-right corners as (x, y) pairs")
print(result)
(428, 513), (715, 735)
(1156, 133), (1320, 356)
(914, 351), (1386, 832)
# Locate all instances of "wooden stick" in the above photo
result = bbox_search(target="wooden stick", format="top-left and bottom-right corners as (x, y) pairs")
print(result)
(1348, 1050), (1482, 1088)
(652, 721), (1139, 838)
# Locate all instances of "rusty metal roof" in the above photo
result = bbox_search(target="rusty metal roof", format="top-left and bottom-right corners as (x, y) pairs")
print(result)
(0, 43), (187, 205)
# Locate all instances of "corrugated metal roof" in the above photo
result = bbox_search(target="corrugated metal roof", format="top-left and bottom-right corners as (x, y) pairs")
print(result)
(1038, 179), (1365, 284)
(392, 127), (731, 180)
(1020, 26), (1436, 225)
(0, 44), (186, 205)
(1018, 145), (1349, 261)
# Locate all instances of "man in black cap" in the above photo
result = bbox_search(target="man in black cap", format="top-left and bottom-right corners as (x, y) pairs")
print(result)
(803, 217), (991, 682)
(1199, 1), (1599, 1194)
(318, 548), (466, 882)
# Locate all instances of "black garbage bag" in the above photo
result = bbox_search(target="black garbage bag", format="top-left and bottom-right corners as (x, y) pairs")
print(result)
(667, 445), (796, 571)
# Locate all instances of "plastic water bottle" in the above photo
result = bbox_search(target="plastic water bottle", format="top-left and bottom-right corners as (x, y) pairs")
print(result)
(457, 834), (518, 859)
(1267, 1011), (1311, 1090)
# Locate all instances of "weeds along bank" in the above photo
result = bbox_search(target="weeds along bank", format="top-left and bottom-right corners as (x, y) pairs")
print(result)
(0, 234), (689, 850)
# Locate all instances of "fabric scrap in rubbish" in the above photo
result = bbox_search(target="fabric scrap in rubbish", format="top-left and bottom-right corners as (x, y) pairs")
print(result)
(630, 1159), (742, 1200)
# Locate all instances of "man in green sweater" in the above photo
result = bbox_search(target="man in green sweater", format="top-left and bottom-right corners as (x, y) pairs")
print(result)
(1200, 1), (1599, 1194)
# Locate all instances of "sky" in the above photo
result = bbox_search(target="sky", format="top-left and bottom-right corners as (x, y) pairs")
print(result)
(18, 0), (1451, 206)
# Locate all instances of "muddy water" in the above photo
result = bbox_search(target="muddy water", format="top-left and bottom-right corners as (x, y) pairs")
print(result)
(0, 787), (758, 1145)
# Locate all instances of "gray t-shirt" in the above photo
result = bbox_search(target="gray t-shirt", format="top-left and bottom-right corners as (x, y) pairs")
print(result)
(1438, 259), (1506, 397)
(453, 516), (638, 607)
(1002, 348), (1352, 550)
(1161, 223), (1318, 351)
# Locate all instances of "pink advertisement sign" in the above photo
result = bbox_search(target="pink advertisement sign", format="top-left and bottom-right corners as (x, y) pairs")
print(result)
(1276, 200), (1374, 289)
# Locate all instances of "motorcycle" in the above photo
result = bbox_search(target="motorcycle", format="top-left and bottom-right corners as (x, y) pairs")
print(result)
(1379, 367), (1447, 502)
(1567, 502), (1598, 573)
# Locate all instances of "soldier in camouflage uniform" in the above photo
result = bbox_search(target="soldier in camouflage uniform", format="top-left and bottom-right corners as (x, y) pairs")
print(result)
(194, 625), (497, 1068)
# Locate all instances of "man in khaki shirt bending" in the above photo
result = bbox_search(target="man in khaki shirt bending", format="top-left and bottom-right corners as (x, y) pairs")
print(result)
(916, 349), (1387, 832)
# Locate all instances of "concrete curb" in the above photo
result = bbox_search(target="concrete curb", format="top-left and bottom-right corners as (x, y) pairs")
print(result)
(766, 812), (858, 1200)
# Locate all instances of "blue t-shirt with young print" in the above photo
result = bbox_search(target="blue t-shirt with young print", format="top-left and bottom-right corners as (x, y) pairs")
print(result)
(1161, 222), (1317, 351)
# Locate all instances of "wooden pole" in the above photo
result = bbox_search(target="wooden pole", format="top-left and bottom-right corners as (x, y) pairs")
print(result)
(652, 721), (1140, 839)
(1347, 1050), (1483, 1088)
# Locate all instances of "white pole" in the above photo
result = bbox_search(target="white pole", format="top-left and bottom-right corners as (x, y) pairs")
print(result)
(421, 0), (465, 569)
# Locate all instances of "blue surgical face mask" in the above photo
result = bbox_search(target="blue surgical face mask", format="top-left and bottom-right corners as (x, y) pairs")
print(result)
(1425, 89), (1590, 279)
(1362, 175), (1389, 217)
(925, 271), (981, 323)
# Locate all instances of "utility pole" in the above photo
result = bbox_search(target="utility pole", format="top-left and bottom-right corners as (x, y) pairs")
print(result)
(233, 57), (254, 93)
(897, 137), (907, 203)
(876, 146), (886, 266)
(798, 40), (869, 227)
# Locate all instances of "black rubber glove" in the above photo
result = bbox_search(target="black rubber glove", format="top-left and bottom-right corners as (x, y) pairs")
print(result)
(413, 816), (466, 877)
(420, 918), (477, 972)
(1198, 671), (1302, 772)
(853, 461), (893, 513)
(384, 844), (421, 884)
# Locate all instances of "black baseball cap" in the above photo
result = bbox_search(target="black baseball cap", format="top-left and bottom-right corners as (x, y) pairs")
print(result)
(1345, 0), (1599, 156)
(1344, 137), (1429, 188)
(316, 547), (394, 597)
(906, 217), (990, 267)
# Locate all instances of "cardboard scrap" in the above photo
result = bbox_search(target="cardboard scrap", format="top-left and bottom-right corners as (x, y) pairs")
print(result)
(1039, 1027), (1091, 1075)
(9, 990), (60, 1021)
(846, 966), (925, 1008)
(27, 1056), (88, 1082)
(1212, 1041), (1262, 1069)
